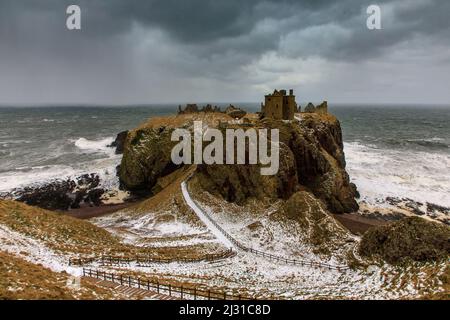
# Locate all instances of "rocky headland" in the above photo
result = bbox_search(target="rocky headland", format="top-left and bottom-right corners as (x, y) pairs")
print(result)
(2, 106), (448, 266)
(119, 111), (359, 215)
(1, 106), (448, 300)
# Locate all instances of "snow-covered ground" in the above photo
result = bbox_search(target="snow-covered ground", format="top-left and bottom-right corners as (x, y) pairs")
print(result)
(181, 180), (235, 250)
(80, 180), (445, 299)
(91, 207), (223, 250)
(80, 245), (447, 299)
(0, 177), (447, 299)
(187, 183), (355, 266)
(0, 224), (82, 277)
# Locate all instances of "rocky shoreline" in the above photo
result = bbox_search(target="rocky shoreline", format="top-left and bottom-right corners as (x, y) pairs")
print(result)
(358, 197), (449, 226)
(0, 131), (141, 214)
(0, 172), (137, 211)
(1, 112), (448, 232)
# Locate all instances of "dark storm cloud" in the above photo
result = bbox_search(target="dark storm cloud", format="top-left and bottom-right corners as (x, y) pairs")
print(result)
(0, 0), (449, 104)
(0, 0), (419, 59)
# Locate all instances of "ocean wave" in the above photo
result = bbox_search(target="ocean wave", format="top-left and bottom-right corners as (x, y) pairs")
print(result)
(73, 137), (115, 155)
(405, 138), (448, 149)
(0, 158), (121, 193)
(378, 137), (448, 150)
(344, 141), (450, 208)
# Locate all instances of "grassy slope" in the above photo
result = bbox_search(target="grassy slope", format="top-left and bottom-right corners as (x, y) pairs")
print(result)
(0, 200), (129, 256)
(0, 199), (223, 259)
(0, 251), (120, 300)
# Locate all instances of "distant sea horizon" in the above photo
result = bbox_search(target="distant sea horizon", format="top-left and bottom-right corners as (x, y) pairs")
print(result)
(0, 104), (449, 210)
(1, 102), (450, 108)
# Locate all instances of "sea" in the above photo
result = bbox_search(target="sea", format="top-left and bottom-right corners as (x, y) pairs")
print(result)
(0, 104), (449, 208)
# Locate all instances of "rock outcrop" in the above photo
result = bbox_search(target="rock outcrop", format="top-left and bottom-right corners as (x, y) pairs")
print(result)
(119, 125), (181, 191)
(119, 112), (359, 213)
(359, 217), (450, 264)
(304, 103), (316, 113)
(196, 114), (358, 212)
(178, 104), (222, 114)
(5, 174), (105, 210)
(303, 101), (328, 114)
(119, 113), (231, 192)
(108, 130), (128, 154)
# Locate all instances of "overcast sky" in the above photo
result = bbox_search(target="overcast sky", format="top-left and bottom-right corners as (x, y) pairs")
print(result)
(0, 0), (449, 105)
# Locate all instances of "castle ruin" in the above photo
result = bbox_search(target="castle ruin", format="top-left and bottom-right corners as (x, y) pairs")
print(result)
(261, 89), (297, 120)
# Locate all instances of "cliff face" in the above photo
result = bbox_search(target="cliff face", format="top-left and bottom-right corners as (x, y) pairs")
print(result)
(119, 112), (359, 214)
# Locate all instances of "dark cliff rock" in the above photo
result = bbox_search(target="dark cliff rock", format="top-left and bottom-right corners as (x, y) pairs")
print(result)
(109, 130), (128, 154)
(195, 142), (298, 204)
(359, 217), (450, 264)
(304, 102), (316, 113)
(119, 126), (181, 191)
(119, 112), (359, 213)
(7, 174), (105, 210)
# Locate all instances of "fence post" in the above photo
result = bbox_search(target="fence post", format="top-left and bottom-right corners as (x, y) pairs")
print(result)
(169, 284), (172, 296)
(120, 274), (123, 285)
(82, 268), (85, 277)
(138, 278), (141, 289)
(157, 281), (160, 293)
(181, 285), (183, 299)
(147, 280), (150, 291)
(103, 271), (107, 281)
(224, 292), (226, 300)
(128, 276), (131, 287)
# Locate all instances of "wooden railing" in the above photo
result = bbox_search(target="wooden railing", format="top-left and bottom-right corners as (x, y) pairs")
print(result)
(82, 268), (253, 300)
(71, 179), (350, 272)
(69, 249), (235, 267)
(184, 179), (350, 271)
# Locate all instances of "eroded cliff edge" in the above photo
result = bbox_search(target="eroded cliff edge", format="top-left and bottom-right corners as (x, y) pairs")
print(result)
(119, 111), (359, 214)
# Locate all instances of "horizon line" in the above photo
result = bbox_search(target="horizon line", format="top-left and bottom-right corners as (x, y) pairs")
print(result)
(1, 102), (450, 108)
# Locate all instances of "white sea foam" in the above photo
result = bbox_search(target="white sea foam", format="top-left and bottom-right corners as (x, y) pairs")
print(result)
(0, 159), (121, 193)
(0, 136), (120, 193)
(73, 137), (115, 154)
(344, 142), (450, 207)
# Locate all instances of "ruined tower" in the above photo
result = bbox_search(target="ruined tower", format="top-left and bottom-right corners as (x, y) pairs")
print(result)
(261, 89), (297, 120)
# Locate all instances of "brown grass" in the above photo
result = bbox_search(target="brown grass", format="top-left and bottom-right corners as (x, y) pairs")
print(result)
(0, 251), (121, 300)
(0, 199), (226, 259)
(136, 112), (233, 130)
(418, 265), (450, 300)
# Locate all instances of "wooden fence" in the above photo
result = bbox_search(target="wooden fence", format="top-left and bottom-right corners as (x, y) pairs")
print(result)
(185, 180), (350, 271)
(82, 268), (253, 300)
(69, 248), (235, 267)
(71, 180), (350, 272)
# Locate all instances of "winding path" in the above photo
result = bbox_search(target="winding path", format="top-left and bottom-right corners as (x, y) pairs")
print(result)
(181, 181), (236, 250)
(181, 178), (350, 271)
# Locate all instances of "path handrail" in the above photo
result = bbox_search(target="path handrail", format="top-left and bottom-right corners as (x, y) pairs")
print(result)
(183, 177), (349, 271)
(82, 267), (253, 300)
